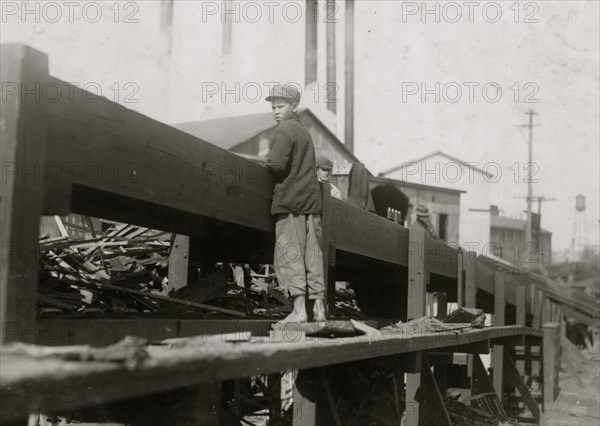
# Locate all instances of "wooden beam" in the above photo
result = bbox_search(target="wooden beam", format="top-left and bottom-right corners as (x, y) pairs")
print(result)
(441, 340), (490, 354)
(0, 44), (49, 344)
(1, 326), (542, 423)
(493, 271), (506, 399)
(560, 304), (600, 328)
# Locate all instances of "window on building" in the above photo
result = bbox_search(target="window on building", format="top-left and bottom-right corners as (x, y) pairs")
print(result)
(438, 214), (447, 241)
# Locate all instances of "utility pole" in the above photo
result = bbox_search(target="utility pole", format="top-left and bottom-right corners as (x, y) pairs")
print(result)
(517, 109), (538, 268)
(514, 194), (555, 249)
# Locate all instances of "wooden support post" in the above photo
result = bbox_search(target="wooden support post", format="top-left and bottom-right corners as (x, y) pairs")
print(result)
(464, 251), (477, 309)
(515, 282), (526, 378)
(541, 296), (550, 325)
(168, 234), (190, 291)
(457, 249), (464, 307)
(426, 292), (434, 317)
(493, 271), (506, 326)
(1, 44), (49, 344)
(415, 355), (453, 426)
(268, 373), (282, 424)
(321, 185), (335, 318)
(293, 369), (317, 426)
(435, 292), (447, 319)
(407, 227), (427, 320)
(464, 250), (477, 394)
(325, 247), (336, 318)
(516, 282), (526, 326)
(405, 226), (427, 426)
(493, 271), (506, 399)
(532, 288), (542, 330)
(543, 323), (560, 407)
(433, 362), (448, 397)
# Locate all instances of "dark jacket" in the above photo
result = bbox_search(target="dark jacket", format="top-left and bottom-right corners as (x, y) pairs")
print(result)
(266, 118), (322, 216)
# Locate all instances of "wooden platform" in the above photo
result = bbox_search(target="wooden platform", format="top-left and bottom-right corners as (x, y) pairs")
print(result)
(0, 325), (540, 422)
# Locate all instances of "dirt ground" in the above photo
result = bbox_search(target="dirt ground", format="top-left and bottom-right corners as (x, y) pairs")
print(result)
(543, 345), (600, 426)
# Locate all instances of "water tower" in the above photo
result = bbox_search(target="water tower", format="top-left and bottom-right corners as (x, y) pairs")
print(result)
(572, 194), (587, 254)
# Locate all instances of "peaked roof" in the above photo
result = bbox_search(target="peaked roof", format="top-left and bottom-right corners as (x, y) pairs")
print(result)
(172, 109), (362, 164)
(173, 111), (277, 151)
(380, 150), (494, 178)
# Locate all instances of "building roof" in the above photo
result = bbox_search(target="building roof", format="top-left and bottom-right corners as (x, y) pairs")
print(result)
(369, 175), (465, 196)
(491, 215), (551, 234)
(380, 150), (494, 178)
(172, 109), (362, 164)
(173, 112), (277, 151)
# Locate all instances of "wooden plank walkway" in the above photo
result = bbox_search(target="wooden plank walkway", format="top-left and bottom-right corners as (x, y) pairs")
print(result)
(1, 326), (540, 422)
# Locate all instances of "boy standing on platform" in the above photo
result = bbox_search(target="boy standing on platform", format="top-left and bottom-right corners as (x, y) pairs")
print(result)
(265, 84), (326, 323)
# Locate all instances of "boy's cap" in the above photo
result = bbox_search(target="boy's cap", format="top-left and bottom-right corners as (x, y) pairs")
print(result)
(316, 155), (334, 170)
(266, 84), (301, 102)
(416, 205), (430, 216)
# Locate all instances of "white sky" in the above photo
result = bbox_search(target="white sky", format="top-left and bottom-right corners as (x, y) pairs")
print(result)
(2, 0), (598, 252)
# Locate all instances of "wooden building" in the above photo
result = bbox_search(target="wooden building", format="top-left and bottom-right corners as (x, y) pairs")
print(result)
(380, 151), (494, 252)
(174, 109), (360, 166)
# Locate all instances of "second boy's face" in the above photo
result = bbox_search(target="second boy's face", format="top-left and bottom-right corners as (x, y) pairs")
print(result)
(271, 99), (297, 123)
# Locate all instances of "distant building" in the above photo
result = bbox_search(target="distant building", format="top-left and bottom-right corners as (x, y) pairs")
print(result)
(380, 151), (493, 251)
(368, 176), (463, 244)
(489, 205), (552, 267)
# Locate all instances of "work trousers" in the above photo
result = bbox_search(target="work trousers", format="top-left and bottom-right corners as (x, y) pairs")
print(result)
(273, 213), (324, 300)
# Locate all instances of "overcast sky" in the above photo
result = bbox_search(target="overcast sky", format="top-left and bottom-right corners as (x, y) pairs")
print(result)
(2, 0), (598, 252)
(352, 1), (599, 253)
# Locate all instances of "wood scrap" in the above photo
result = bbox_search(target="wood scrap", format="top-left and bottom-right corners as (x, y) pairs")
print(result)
(1, 336), (149, 371)
(445, 306), (486, 327)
